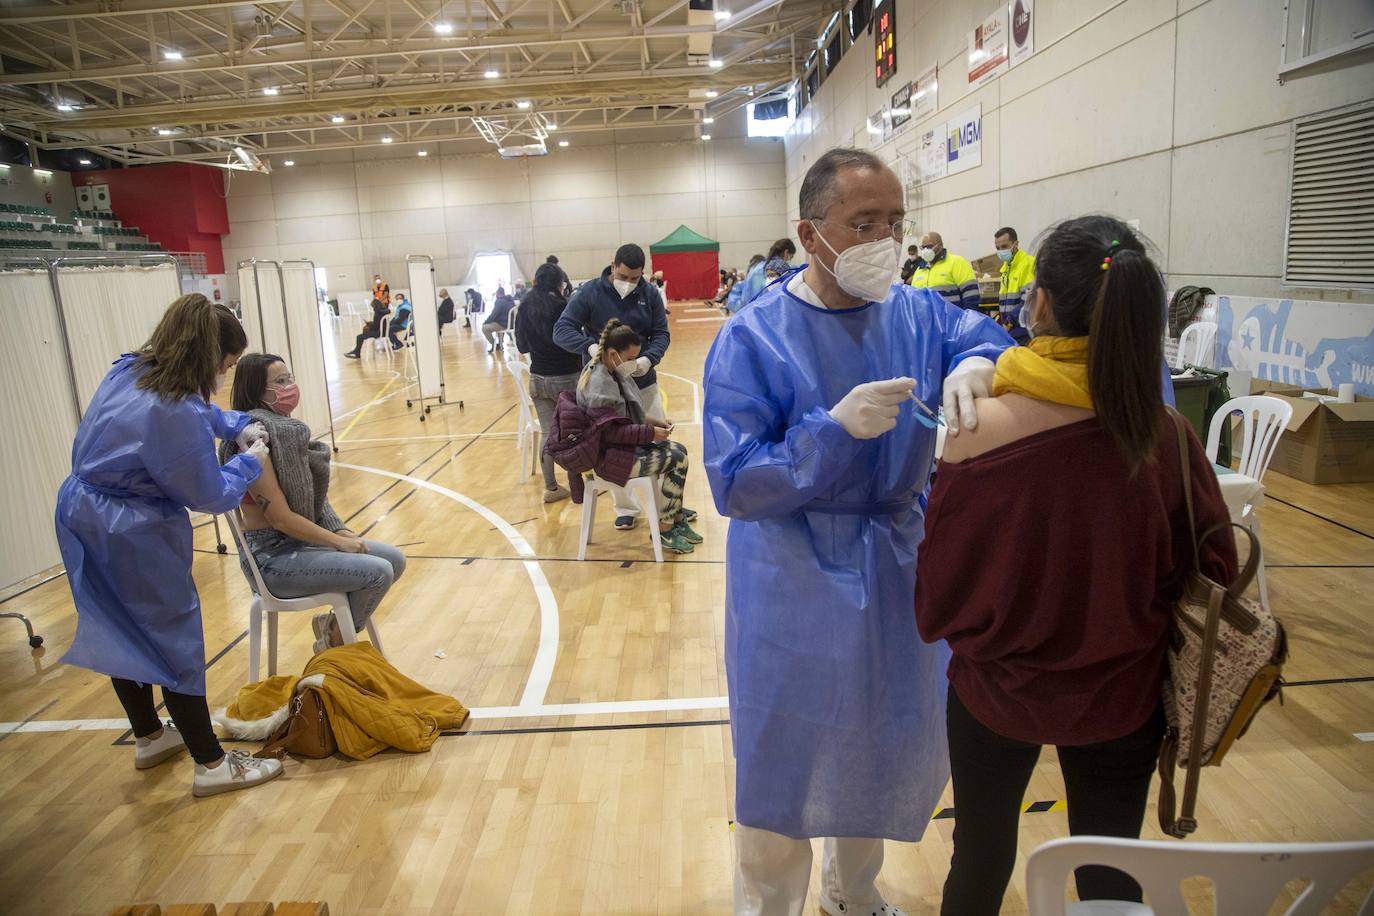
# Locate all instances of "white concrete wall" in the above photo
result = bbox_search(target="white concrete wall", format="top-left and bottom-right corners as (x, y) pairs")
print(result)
(223, 110), (787, 297)
(784, 0), (1374, 304)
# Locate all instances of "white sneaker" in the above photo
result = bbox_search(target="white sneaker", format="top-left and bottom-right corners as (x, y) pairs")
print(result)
(134, 721), (187, 769)
(193, 748), (283, 798)
(819, 897), (906, 916)
(311, 612), (335, 655)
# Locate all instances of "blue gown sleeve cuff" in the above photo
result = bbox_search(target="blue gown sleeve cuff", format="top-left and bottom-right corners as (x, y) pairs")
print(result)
(211, 405), (253, 441)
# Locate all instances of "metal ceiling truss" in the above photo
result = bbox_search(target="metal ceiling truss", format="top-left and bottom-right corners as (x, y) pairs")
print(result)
(0, 0), (834, 162)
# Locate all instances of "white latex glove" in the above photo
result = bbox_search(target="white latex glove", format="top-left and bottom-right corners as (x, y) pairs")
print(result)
(588, 342), (601, 360)
(942, 356), (996, 435)
(245, 440), (270, 465)
(631, 356), (652, 377)
(829, 378), (916, 439)
(235, 422), (268, 450)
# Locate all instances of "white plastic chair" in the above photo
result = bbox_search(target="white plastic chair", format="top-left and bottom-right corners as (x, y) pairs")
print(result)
(507, 359), (542, 481)
(1205, 395), (1293, 609)
(1174, 321), (1218, 370)
(578, 474), (663, 563)
(223, 511), (385, 683)
(1026, 835), (1374, 916)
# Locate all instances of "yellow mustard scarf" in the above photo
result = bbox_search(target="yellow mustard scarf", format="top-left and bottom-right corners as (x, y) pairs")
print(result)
(992, 336), (1094, 409)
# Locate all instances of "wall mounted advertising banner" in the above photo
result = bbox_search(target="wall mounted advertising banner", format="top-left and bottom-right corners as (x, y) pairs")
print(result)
(946, 104), (983, 174)
(867, 106), (887, 144)
(890, 82), (913, 131)
(1010, 0), (1034, 67)
(968, 9), (1009, 87)
(919, 124), (948, 182)
(913, 64), (939, 122)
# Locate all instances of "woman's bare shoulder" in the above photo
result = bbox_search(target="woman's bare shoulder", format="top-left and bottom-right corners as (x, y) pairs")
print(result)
(941, 395), (1094, 463)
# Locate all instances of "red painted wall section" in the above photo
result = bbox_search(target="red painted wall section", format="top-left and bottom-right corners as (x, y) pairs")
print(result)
(74, 163), (230, 273)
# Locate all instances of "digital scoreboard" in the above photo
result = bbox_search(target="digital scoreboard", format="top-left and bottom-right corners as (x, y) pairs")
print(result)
(875, 0), (896, 88)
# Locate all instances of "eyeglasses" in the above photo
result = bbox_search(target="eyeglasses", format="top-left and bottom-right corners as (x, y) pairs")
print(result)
(270, 373), (296, 385)
(817, 218), (916, 243)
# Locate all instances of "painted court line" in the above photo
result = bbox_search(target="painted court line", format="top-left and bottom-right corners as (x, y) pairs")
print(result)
(334, 461), (560, 710)
(677, 316), (726, 324)
(0, 697), (734, 735)
(657, 371), (702, 425)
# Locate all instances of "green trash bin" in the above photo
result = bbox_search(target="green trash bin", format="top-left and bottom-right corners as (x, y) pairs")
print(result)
(1171, 367), (1232, 466)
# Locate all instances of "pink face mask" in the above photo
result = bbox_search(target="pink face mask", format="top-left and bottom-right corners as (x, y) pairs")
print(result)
(267, 382), (301, 416)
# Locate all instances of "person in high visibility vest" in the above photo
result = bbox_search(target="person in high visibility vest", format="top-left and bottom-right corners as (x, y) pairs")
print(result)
(995, 226), (1036, 345)
(909, 231), (980, 311)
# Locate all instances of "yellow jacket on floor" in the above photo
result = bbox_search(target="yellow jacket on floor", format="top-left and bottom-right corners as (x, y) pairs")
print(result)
(223, 642), (469, 759)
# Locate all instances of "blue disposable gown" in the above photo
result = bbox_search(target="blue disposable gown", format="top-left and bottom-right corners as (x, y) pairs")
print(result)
(56, 355), (262, 695)
(703, 278), (1013, 840)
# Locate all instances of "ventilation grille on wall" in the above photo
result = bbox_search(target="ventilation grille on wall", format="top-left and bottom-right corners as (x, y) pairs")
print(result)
(1283, 101), (1374, 290)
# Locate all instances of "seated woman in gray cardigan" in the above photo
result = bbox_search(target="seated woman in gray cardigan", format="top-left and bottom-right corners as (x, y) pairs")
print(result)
(220, 353), (406, 654)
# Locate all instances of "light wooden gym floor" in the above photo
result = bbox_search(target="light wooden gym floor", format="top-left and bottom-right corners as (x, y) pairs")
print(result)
(1, 306), (1371, 915)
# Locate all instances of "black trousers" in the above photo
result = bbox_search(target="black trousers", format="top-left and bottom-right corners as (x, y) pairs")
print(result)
(111, 678), (223, 765)
(941, 687), (1165, 916)
(351, 326), (380, 353)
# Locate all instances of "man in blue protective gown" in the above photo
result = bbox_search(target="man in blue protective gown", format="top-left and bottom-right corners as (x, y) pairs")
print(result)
(703, 148), (1014, 916)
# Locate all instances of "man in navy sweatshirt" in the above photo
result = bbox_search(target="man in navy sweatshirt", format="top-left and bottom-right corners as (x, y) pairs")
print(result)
(554, 242), (671, 530)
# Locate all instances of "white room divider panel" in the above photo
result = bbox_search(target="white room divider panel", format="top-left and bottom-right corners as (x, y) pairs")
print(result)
(56, 261), (180, 415)
(405, 254), (447, 416)
(237, 258), (289, 361)
(0, 269), (81, 589)
(236, 258), (335, 445)
(280, 260), (336, 444)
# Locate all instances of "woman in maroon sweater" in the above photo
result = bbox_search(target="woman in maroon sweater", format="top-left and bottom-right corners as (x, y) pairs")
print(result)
(915, 215), (1237, 915)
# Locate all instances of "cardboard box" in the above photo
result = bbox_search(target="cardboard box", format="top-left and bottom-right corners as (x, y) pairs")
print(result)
(1250, 380), (1374, 484)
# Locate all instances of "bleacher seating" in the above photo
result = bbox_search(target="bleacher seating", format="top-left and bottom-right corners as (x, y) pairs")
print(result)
(42, 223), (78, 234)
(0, 220), (39, 233)
(115, 242), (163, 252)
(68, 241), (101, 250)
(72, 208), (117, 221)
(0, 238), (51, 250)
(0, 202), (51, 216)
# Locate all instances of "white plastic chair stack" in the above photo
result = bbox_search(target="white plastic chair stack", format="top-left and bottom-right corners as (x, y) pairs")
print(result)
(578, 474), (664, 563)
(1025, 835), (1374, 915)
(1205, 394), (1293, 610)
(1174, 321), (1218, 370)
(507, 359), (542, 481)
(223, 510), (385, 683)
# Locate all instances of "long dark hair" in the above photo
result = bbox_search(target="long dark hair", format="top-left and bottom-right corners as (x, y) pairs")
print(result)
(230, 352), (286, 413)
(136, 294), (247, 401)
(1034, 215), (1164, 471)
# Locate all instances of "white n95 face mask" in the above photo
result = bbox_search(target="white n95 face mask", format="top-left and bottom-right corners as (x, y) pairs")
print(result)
(811, 221), (900, 303)
(613, 278), (636, 298)
(918, 246), (935, 262)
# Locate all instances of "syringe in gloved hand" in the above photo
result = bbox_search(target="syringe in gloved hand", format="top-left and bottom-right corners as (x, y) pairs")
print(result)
(909, 392), (946, 429)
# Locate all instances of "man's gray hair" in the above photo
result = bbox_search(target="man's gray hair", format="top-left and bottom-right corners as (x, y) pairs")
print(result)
(798, 148), (890, 220)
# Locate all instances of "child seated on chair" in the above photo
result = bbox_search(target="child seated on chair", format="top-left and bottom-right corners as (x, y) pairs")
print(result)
(219, 353), (406, 654)
(574, 319), (702, 555)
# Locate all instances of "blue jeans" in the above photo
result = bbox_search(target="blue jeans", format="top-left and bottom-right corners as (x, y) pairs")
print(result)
(240, 529), (406, 631)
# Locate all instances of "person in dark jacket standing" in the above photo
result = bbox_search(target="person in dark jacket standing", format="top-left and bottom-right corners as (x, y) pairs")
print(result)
(554, 242), (671, 530)
(345, 294), (391, 358)
(516, 263), (582, 502)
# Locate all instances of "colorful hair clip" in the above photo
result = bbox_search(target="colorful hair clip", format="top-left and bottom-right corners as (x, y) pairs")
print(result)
(1101, 257), (1112, 270)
